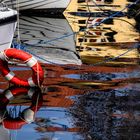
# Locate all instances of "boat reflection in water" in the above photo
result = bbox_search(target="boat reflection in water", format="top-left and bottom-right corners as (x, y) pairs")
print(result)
(1, 61), (139, 140)
(14, 16), (82, 65)
(0, 0), (140, 139)
(64, 0), (139, 64)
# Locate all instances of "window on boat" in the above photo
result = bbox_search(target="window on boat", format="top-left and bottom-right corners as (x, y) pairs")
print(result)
(79, 26), (86, 31)
(90, 39), (97, 42)
(77, 8), (87, 12)
(78, 38), (87, 42)
(104, 0), (113, 4)
(78, 20), (86, 24)
(77, 0), (85, 3)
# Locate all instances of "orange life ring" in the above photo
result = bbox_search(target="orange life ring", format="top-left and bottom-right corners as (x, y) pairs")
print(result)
(0, 86), (43, 130)
(0, 48), (44, 87)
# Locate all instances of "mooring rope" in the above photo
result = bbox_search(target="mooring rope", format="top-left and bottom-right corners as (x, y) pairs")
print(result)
(13, 40), (139, 70)
(13, 0), (140, 68)
(22, 0), (139, 47)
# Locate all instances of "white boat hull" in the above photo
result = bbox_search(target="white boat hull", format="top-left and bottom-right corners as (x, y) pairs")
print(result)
(3, 0), (71, 11)
(0, 7), (17, 51)
(0, 23), (16, 51)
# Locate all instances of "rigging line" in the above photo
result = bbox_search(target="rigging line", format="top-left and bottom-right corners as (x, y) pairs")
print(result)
(34, 91), (40, 117)
(16, 0), (21, 44)
(89, 0), (136, 28)
(22, 42), (139, 69)
(13, 1), (140, 68)
(22, 47), (71, 66)
(17, 23), (139, 67)
(78, 0), (121, 51)
(9, 107), (18, 140)
(91, 0), (107, 12)
(27, 0), (140, 46)
(111, 18), (136, 28)
(90, 44), (139, 66)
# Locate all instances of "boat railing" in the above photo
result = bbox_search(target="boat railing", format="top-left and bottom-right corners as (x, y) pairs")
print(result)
(0, 2), (8, 11)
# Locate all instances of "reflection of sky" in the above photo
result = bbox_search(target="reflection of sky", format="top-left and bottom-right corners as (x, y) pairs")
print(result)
(62, 71), (140, 81)
(37, 107), (74, 128)
(9, 67), (31, 71)
(11, 127), (82, 140)
(4, 107), (79, 140)
(14, 124), (41, 140)
(62, 74), (80, 79)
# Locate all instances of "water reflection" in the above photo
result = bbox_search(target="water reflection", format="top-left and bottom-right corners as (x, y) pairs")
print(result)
(14, 16), (81, 65)
(77, 0), (132, 12)
(0, 60), (140, 139)
(42, 61), (140, 139)
(0, 0), (140, 139)
(68, 87), (140, 140)
(0, 86), (43, 139)
(64, 0), (140, 64)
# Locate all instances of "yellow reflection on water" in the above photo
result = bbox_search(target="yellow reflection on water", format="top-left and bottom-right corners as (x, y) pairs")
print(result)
(64, 0), (140, 64)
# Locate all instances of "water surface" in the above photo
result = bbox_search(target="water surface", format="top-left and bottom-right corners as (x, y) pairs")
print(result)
(0, 0), (140, 140)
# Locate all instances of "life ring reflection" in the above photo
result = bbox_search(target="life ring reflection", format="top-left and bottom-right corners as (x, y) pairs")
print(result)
(0, 86), (43, 130)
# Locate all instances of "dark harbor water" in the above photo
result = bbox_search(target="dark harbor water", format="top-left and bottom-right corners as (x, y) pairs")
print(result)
(0, 0), (140, 140)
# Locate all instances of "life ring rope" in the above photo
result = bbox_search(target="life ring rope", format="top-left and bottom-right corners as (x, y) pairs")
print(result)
(0, 48), (44, 87)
